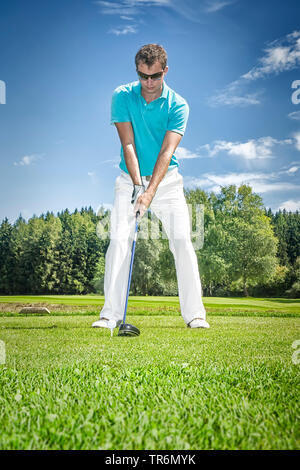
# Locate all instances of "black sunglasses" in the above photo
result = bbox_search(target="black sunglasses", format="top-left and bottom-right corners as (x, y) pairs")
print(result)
(137, 70), (165, 81)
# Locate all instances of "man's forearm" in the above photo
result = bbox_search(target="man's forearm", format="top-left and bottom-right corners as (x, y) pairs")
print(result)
(146, 150), (173, 197)
(123, 144), (143, 185)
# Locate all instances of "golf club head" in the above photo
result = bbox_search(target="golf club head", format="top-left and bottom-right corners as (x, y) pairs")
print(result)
(118, 323), (140, 337)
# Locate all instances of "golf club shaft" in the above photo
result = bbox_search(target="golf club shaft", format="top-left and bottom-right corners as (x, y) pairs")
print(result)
(122, 212), (139, 325)
(121, 153), (144, 326)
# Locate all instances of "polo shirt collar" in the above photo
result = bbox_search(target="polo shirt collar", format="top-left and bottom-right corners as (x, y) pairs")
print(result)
(133, 80), (168, 100)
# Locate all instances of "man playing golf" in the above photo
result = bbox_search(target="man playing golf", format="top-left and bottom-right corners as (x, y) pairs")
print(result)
(93, 44), (209, 330)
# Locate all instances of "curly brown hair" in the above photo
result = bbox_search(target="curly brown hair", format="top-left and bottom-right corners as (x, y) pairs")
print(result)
(135, 44), (167, 70)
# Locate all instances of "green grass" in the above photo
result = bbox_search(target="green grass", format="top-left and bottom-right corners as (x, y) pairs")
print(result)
(0, 305), (299, 450)
(0, 295), (299, 318)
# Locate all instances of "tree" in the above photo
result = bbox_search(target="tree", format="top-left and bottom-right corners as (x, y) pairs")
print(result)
(271, 210), (290, 266)
(0, 218), (14, 293)
(185, 188), (228, 296)
(56, 211), (103, 294)
(286, 256), (300, 298)
(220, 185), (278, 296)
(198, 224), (229, 296)
(0, 184), (298, 297)
(131, 237), (164, 295)
(185, 184), (278, 296)
(225, 214), (278, 296)
(157, 239), (178, 296)
(92, 253), (106, 294)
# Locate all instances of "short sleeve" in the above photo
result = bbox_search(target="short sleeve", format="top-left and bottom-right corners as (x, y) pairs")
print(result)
(110, 88), (131, 125)
(167, 101), (189, 136)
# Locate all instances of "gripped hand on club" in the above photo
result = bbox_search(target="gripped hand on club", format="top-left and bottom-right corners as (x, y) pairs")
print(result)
(133, 190), (154, 218)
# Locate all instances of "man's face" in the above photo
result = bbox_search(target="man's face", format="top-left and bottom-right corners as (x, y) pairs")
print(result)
(137, 61), (168, 96)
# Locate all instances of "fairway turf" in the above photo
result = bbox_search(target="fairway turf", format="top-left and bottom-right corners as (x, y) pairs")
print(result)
(0, 306), (299, 450)
(0, 295), (299, 317)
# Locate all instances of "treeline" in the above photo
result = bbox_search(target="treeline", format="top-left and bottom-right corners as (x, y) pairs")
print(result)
(0, 207), (108, 295)
(184, 185), (300, 298)
(0, 184), (299, 297)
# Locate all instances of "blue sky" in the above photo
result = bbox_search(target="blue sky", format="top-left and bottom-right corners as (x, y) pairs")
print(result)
(0, 0), (300, 223)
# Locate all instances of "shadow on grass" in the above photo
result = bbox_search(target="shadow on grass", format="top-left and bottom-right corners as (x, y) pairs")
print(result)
(140, 325), (183, 329)
(0, 325), (59, 330)
(262, 298), (300, 304)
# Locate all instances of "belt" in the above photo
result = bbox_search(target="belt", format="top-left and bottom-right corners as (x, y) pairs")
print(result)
(143, 167), (176, 182)
(140, 174), (151, 182)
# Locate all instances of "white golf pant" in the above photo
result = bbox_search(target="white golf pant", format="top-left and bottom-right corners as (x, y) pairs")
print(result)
(100, 167), (206, 325)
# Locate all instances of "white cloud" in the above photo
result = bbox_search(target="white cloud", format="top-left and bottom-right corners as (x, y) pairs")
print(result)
(95, 0), (170, 16)
(293, 131), (300, 151)
(184, 171), (300, 195)
(88, 171), (99, 184)
(133, 0), (170, 3)
(277, 199), (300, 211)
(100, 158), (120, 169)
(286, 166), (299, 174)
(204, 0), (235, 13)
(288, 111), (300, 120)
(13, 154), (42, 166)
(208, 81), (262, 107)
(280, 162), (300, 175)
(94, 1), (136, 16)
(165, 0), (237, 22)
(209, 30), (300, 107)
(108, 25), (137, 35)
(197, 136), (292, 160)
(96, 0), (171, 34)
(175, 146), (200, 159)
(246, 181), (299, 194)
(96, 0), (237, 28)
(101, 158), (118, 163)
(242, 31), (300, 81)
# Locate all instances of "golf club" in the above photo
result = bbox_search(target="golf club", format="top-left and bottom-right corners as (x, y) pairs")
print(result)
(118, 210), (141, 337)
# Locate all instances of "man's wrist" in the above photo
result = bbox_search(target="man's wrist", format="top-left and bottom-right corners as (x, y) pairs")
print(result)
(145, 185), (157, 198)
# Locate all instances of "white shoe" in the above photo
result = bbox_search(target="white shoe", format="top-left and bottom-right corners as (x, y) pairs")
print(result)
(188, 318), (210, 329)
(92, 318), (117, 329)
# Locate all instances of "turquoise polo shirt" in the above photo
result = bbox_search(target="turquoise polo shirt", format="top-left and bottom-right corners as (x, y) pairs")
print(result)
(110, 80), (189, 176)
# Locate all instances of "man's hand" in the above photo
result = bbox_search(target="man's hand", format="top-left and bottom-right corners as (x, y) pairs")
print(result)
(131, 184), (145, 207)
(134, 189), (155, 218)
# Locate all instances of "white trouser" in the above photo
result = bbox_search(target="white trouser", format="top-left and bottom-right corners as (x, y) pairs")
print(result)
(100, 167), (206, 325)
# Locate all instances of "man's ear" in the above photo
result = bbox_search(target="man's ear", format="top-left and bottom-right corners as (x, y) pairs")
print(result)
(164, 66), (169, 75)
